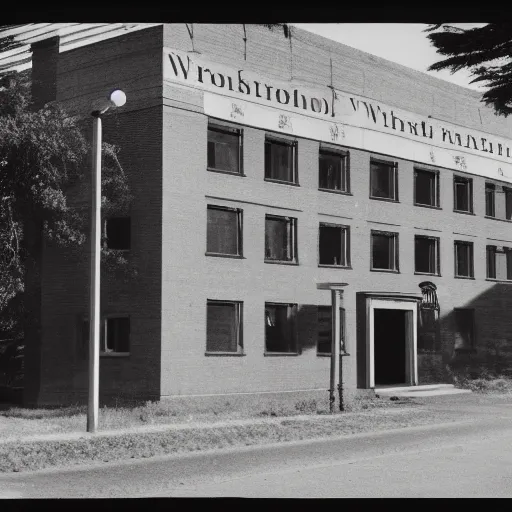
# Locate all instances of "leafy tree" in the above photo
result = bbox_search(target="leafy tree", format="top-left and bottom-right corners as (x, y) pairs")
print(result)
(0, 37), (133, 345)
(425, 23), (512, 117)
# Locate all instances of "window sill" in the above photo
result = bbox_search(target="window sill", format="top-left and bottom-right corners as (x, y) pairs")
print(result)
(453, 209), (475, 216)
(369, 196), (399, 203)
(370, 268), (400, 274)
(264, 260), (299, 266)
(100, 352), (130, 358)
(414, 272), (441, 277)
(264, 178), (300, 187)
(318, 188), (352, 196)
(485, 278), (512, 284)
(454, 275), (475, 280)
(484, 216), (512, 223)
(414, 203), (442, 210)
(205, 351), (245, 357)
(207, 167), (245, 177)
(205, 252), (245, 259)
(318, 264), (352, 270)
(264, 352), (300, 356)
(484, 215), (497, 220)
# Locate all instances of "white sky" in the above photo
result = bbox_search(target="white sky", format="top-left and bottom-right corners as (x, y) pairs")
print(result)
(292, 23), (486, 91)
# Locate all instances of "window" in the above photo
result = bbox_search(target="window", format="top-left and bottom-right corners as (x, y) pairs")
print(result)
(207, 123), (242, 174)
(317, 306), (345, 355)
(505, 187), (512, 220)
(418, 308), (439, 352)
(319, 149), (349, 192)
(414, 168), (439, 207)
(265, 215), (297, 263)
(486, 245), (497, 279)
(265, 303), (298, 353)
(319, 223), (350, 267)
(265, 137), (298, 184)
(486, 245), (512, 281)
(206, 206), (243, 256)
(485, 183), (496, 217)
(454, 308), (475, 352)
(370, 159), (398, 201)
(454, 176), (473, 213)
(454, 241), (474, 278)
(415, 236), (440, 275)
(81, 316), (130, 355)
(371, 231), (399, 272)
(206, 300), (243, 354)
(105, 218), (131, 250)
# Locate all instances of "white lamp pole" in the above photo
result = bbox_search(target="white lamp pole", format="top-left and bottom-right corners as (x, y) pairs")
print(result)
(87, 90), (127, 434)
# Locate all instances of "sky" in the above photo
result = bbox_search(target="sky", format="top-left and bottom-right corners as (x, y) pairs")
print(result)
(292, 24), (485, 91)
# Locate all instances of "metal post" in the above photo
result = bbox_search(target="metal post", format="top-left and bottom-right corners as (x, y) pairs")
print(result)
(87, 113), (102, 433)
(329, 289), (341, 413)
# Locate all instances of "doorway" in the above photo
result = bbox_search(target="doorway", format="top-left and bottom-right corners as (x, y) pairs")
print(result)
(374, 309), (407, 386)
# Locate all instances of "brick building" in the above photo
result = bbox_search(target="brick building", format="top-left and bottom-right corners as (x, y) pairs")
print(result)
(12, 24), (512, 406)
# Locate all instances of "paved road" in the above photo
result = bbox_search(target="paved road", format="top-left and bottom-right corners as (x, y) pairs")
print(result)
(2, 402), (512, 498)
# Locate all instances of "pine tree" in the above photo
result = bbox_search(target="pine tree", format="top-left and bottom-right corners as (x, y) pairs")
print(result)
(426, 23), (512, 117)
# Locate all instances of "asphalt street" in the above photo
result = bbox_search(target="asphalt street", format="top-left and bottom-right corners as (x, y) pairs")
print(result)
(1, 401), (512, 498)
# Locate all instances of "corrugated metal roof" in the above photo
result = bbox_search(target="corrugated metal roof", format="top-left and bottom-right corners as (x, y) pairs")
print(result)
(0, 23), (161, 73)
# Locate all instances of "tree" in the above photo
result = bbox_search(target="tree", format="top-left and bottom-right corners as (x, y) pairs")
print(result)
(0, 38), (133, 345)
(425, 23), (512, 117)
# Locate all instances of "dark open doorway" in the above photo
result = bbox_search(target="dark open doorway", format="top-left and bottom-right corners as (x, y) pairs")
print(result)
(374, 309), (407, 386)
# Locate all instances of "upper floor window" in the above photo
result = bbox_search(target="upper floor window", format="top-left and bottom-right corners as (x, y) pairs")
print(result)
(319, 149), (349, 193)
(265, 215), (297, 263)
(454, 241), (474, 278)
(486, 245), (512, 281)
(105, 217), (131, 250)
(370, 159), (398, 201)
(206, 300), (243, 354)
(319, 223), (350, 267)
(414, 168), (439, 207)
(454, 176), (473, 213)
(206, 205), (243, 257)
(207, 123), (243, 175)
(485, 183), (496, 217)
(505, 187), (512, 220)
(265, 136), (298, 184)
(371, 231), (399, 272)
(415, 235), (440, 275)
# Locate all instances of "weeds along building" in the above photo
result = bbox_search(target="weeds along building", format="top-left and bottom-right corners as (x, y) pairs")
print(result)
(10, 23), (512, 406)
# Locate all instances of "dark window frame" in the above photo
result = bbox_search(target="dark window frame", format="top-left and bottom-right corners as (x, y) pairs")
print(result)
(370, 230), (399, 272)
(369, 158), (399, 202)
(453, 175), (474, 214)
(104, 217), (131, 251)
(485, 183), (496, 217)
(414, 235), (440, 276)
(504, 187), (512, 221)
(264, 135), (299, 185)
(264, 302), (299, 355)
(318, 147), (350, 194)
(318, 222), (351, 268)
(264, 214), (298, 264)
(414, 167), (440, 208)
(317, 305), (346, 356)
(205, 300), (244, 355)
(207, 121), (244, 176)
(454, 240), (474, 278)
(206, 205), (243, 257)
(454, 308), (476, 353)
(486, 245), (497, 279)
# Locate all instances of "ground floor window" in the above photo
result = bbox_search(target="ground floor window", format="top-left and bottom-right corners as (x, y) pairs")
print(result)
(418, 308), (439, 352)
(206, 300), (243, 354)
(317, 305), (345, 355)
(454, 308), (475, 352)
(265, 303), (298, 354)
(81, 316), (130, 355)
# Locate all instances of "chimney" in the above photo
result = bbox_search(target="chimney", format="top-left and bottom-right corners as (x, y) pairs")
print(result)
(30, 36), (60, 110)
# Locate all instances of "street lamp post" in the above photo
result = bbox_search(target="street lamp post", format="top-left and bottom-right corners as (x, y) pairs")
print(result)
(87, 90), (127, 434)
